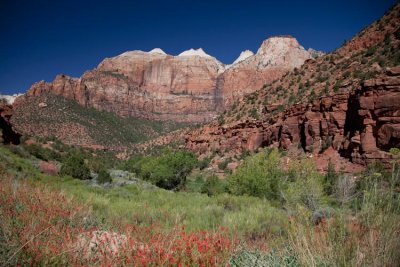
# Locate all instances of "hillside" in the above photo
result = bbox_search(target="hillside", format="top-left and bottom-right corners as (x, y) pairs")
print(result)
(11, 94), (189, 150)
(185, 3), (400, 171)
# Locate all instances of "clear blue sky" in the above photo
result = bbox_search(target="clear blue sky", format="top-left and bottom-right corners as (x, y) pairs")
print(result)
(0, 0), (396, 94)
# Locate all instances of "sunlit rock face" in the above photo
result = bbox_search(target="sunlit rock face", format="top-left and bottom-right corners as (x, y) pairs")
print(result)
(24, 37), (318, 122)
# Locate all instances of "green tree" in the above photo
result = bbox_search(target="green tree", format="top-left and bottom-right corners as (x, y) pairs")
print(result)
(60, 154), (91, 180)
(227, 149), (283, 200)
(139, 150), (197, 190)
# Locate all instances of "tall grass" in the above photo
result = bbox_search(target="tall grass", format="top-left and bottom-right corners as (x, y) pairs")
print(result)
(2, 144), (400, 266)
(286, 160), (400, 267)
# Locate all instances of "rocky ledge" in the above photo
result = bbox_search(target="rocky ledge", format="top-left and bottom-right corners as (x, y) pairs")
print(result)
(185, 67), (400, 169)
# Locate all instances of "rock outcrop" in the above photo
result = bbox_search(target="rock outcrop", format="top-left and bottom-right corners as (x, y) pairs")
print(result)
(185, 67), (400, 168)
(0, 101), (20, 144)
(220, 36), (316, 106)
(23, 37), (319, 122)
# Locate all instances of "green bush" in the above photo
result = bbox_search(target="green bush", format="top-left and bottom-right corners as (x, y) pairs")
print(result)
(249, 108), (259, 119)
(365, 45), (376, 57)
(128, 150), (197, 190)
(197, 156), (211, 170)
(24, 143), (61, 162)
(333, 79), (342, 92)
(324, 160), (338, 195)
(217, 114), (225, 125)
(218, 159), (230, 170)
(201, 175), (227, 196)
(284, 159), (325, 211)
(97, 169), (112, 184)
(227, 149), (283, 201)
(60, 154), (91, 180)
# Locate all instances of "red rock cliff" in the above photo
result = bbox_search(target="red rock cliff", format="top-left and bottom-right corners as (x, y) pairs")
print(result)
(24, 37), (317, 122)
(185, 67), (400, 168)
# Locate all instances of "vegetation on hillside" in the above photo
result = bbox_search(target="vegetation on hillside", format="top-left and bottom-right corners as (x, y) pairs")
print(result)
(224, 3), (400, 122)
(11, 94), (191, 149)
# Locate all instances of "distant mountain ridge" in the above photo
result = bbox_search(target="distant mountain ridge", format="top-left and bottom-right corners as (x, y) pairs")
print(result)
(19, 36), (322, 123)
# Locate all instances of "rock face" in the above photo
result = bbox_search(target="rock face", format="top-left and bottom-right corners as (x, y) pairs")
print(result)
(0, 101), (20, 144)
(185, 68), (400, 168)
(220, 36), (315, 106)
(24, 37), (319, 122)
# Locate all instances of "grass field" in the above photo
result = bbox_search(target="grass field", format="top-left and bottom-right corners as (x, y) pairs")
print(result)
(1, 144), (400, 266)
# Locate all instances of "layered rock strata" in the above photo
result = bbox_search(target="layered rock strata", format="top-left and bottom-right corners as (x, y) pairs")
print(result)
(23, 37), (318, 122)
(185, 67), (400, 167)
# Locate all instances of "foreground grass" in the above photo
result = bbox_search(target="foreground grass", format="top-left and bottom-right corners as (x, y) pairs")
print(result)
(0, 176), (235, 266)
(1, 144), (400, 266)
(0, 145), (287, 239)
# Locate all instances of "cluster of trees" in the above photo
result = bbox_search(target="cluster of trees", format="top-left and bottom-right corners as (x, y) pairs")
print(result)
(17, 139), (113, 184)
(123, 149), (198, 190)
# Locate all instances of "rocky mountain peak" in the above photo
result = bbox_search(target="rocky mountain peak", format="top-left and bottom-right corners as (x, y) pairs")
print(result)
(21, 34), (318, 123)
(149, 48), (167, 54)
(232, 50), (254, 65)
(255, 35), (311, 68)
(178, 48), (212, 58)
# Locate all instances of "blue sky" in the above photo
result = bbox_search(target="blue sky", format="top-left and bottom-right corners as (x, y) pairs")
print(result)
(0, 0), (396, 94)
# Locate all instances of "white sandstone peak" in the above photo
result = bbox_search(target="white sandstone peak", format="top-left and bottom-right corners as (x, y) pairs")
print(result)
(232, 50), (254, 65)
(149, 48), (167, 55)
(178, 48), (212, 58)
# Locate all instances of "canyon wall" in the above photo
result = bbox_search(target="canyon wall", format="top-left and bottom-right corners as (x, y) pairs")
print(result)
(22, 36), (318, 122)
(185, 67), (400, 167)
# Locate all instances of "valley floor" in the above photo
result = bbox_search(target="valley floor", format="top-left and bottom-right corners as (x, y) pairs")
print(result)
(1, 144), (400, 266)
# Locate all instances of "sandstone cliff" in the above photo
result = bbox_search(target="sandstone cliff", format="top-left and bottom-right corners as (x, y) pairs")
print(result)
(186, 68), (400, 169)
(220, 36), (315, 106)
(23, 37), (318, 122)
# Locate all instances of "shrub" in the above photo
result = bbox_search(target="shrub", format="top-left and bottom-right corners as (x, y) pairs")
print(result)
(201, 175), (227, 196)
(324, 160), (338, 195)
(197, 156), (211, 170)
(284, 159), (325, 211)
(60, 154), (91, 180)
(217, 114), (225, 125)
(320, 136), (333, 153)
(24, 143), (61, 161)
(97, 169), (112, 184)
(138, 150), (197, 190)
(342, 71), (351, 79)
(288, 94), (296, 104)
(227, 149), (283, 201)
(333, 79), (342, 92)
(249, 108), (259, 119)
(365, 46), (376, 57)
(218, 159), (230, 170)
(277, 105), (285, 112)
(8, 145), (30, 158)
